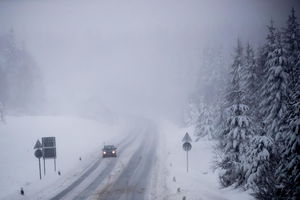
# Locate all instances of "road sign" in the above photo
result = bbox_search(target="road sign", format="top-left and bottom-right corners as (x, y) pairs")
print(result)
(43, 148), (56, 158)
(34, 140), (42, 149)
(182, 132), (192, 143)
(182, 133), (192, 173)
(41, 137), (57, 174)
(42, 137), (56, 148)
(182, 142), (192, 151)
(42, 137), (56, 158)
(35, 149), (43, 158)
(34, 149), (42, 180)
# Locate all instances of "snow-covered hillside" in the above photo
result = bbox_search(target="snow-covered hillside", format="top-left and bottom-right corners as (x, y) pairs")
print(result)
(0, 116), (126, 199)
(160, 120), (254, 200)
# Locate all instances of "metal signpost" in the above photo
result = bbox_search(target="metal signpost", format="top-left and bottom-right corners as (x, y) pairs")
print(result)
(42, 137), (57, 175)
(182, 132), (192, 173)
(34, 140), (43, 179)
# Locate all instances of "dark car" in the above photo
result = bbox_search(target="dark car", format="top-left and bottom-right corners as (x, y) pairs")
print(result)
(102, 145), (117, 158)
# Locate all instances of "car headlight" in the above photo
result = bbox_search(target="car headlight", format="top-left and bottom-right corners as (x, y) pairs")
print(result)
(112, 151), (115, 154)
(103, 151), (106, 154)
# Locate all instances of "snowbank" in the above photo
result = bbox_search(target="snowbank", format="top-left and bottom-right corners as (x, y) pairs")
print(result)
(0, 115), (125, 199)
(160, 120), (254, 200)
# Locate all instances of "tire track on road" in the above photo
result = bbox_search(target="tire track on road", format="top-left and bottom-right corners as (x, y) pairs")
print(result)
(50, 132), (138, 200)
(96, 129), (157, 200)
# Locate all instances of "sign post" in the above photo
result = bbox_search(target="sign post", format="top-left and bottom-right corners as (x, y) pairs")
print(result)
(34, 140), (43, 180)
(44, 157), (46, 175)
(42, 137), (57, 173)
(182, 132), (192, 173)
(54, 158), (56, 171)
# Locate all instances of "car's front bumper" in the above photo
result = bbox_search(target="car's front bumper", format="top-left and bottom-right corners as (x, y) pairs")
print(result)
(102, 152), (117, 158)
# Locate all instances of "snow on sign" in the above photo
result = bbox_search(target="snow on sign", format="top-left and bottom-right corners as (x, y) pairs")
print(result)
(182, 132), (192, 143)
(34, 139), (42, 149)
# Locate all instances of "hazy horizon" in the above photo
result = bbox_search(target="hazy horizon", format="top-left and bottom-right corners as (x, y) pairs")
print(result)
(1, 0), (299, 120)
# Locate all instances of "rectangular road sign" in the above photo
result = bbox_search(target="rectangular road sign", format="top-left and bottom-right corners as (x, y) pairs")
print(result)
(42, 137), (56, 148)
(42, 137), (56, 159)
(43, 148), (56, 158)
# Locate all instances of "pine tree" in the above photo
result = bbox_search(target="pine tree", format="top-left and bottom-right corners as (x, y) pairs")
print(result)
(283, 8), (300, 92)
(253, 21), (292, 199)
(241, 43), (259, 117)
(218, 40), (255, 187)
(260, 32), (289, 140)
(254, 46), (268, 124)
(0, 31), (43, 114)
(194, 103), (214, 140)
(258, 20), (276, 114)
(184, 98), (201, 127)
(252, 154), (280, 200)
(244, 127), (274, 191)
(275, 90), (300, 199)
(258, 20), (277, 123)
(275, 9), (300, 197)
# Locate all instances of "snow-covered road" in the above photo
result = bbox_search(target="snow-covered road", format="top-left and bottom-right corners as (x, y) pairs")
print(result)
(49, 123), (158, 200)
(96, 126), (157, 200)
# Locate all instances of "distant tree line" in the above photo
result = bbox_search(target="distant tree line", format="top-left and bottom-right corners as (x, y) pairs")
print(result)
(215, 8), (299, 199)
(184, 46), (228, 140)
(0, 30), (43, 117)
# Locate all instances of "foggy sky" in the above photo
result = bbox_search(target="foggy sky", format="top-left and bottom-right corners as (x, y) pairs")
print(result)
(0, 0), (299, 119)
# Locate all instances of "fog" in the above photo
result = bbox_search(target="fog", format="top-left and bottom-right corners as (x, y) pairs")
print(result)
(0, 0), (299, 121)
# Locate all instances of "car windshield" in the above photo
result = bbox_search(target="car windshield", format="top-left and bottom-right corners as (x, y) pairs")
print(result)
(104, 145), (115, 150)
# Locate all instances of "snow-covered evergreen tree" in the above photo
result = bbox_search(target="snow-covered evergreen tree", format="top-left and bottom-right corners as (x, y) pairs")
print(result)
(219, 103), (255, 187)
(241, 43), (259, 117)
(183, 98), (201, 127)
(253, 17), (299, 199)
(265, 20), (277, 53)
(271, 10), (300, 199)
(283, 8), (300, 92)
(194, 103), (214, 140)
(218, 40), (255, 187)
(258, 20), (276, 121)
(252, 153), (280, 200)
(275, 91), (300, 199)
(0, 30), (43, 114)
(260, 32), (289, 140)
(216, 12), (299, 198)
(244, 129), (274, 191)
(255, 46), (268, 123)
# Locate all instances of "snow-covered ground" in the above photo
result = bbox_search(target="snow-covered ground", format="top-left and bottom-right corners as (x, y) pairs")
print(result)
(0, 116), (254, 200)
(0, 115), (128, 200)
(160, 120), (254, 200)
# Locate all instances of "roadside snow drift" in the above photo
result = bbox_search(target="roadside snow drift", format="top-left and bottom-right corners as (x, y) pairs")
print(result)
(160, 120), (254, 200)
(0, 116), (124, 200)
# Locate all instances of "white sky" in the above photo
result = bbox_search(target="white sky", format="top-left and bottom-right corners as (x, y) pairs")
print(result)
(0, 0), (299, 119)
